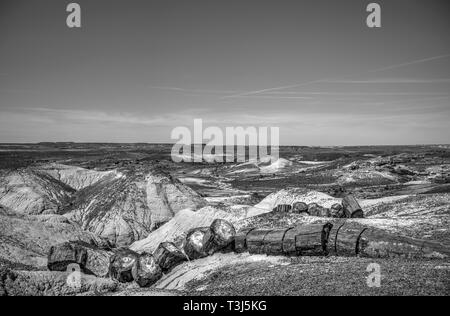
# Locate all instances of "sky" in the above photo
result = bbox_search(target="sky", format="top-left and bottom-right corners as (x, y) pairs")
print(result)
(0, 0), (449, 145)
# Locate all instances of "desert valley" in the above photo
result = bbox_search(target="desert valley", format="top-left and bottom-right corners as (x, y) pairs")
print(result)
(0, 143), (449, 296)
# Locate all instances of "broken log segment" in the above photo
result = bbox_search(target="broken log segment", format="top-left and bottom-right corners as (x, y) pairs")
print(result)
(183, 227), (210, 260)
(203, 219), (236, 255)
(47, 242), (88, 273)
(330, 203), (345, 218)
(131, 252), (163, 288)
(262, 228), (292, 256)
(109, 248), (139, 283)
(153, 242), (187, 273)
(308, 204), (330, 217)
(283, 223), (333, 256)
(328, 221), (366, 257)
(292, 202), (309, 214)
(359, 228), (450, 259)
(246, 229), (273, 255)
(295, 223), (333, 256)
(234, 228), (256, 253)
(342, 194), (364, 218)
(272, 204), (292, 212)
(328, 221), (450, 259)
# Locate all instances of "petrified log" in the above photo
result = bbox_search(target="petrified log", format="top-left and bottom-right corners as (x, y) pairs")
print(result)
(330, 203), (345, 218)
(153, 242), (187, 273)
(359, 228), (450, 259)
(272, 204), (292, 212)
(342, 194), (364, 218)
(247, 229), (273, 254)
(283, 223), (333, 256)
(183, 227), (210, 260)
(292, 202), (309, 214)
(109, 248), (139, 283)
(203, 219), (236, 255)
(47, 242), (88, 272)
(234, 228), (256, 253)
(262, 228), (292, 255)
(47, 241), (111, 277)
(131, 253), (163, 288)
(329, 221), (450, 259)
(295, 223), (333, 256)
(328, 221), (365, 256)
(308, 203), (330, 217)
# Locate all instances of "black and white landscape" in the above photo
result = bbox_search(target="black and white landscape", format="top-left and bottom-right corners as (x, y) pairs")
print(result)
(0, 0), (449, 297)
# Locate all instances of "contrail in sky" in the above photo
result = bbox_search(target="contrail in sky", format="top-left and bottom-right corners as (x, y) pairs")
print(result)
(222, 54), (450, 99)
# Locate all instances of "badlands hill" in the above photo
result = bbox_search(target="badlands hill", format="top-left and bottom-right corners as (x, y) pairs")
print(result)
(0, 163), (206, 248)
(65, 166), (206, 246)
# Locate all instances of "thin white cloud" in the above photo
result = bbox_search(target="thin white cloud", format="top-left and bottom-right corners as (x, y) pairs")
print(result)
(370, 54), (450, 73)
(149, 85), (243, 95)
(322, 78), (450, 84)
(222, 54), (450, 99)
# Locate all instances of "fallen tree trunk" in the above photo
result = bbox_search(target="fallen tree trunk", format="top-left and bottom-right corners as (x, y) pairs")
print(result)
(329, 221), (450, 259)
(234, 228), (256, 253)
(263, 228), (292, 256)
(132, 253), (163, 288)
(109, 248), (139, 283)
(328, 221), (366, 256)
(359, 228), (450, 259)
(247, 229), (273, 254)
(183, 227), (210, 260)
(153, 242), (187, 273)
(295, 223), (333, 256)
(292, 202), (308, 214)
(342, 194), (364, 218)
(273, 204), (292, 212)
(203, 219), (236, 255)
(283, 223), (333, 256)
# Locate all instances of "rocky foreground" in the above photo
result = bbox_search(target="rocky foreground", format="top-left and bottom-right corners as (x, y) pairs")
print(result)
(0, 151), (449, 296)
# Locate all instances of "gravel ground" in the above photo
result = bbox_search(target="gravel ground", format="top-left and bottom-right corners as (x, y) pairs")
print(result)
(184, 256), (450, 296)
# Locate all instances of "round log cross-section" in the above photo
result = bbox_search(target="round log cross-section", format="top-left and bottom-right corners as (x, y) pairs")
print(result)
(183, 227), (210, 260)
(203, 219), (236, 255)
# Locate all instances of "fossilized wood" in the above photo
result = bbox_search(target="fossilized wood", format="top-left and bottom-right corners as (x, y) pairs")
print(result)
(272, 204), (292, 212)
(203, 219), (236, 255)
(292, 202), (309, 214)
(183, 227), (210, 260)
(359, 228), (450, 259)
(328, 221), (366, 256)
(131, 252), (162, 288)
(153, 242), (187, 273)
(294, 223), (333, 256)
(234, 228), (256, 253)
(342, 194), (364, 218)
(247, 229), (273, 254)
(108, 248), (139, 283)
(329, 221), (450, 259)
(283, 223), (333, 256)
(262, 228), (292, 255)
